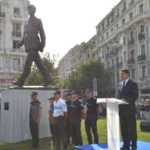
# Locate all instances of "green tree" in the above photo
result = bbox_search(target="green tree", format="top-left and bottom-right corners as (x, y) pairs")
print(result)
(63, 59), (113, 97)
(26, 53), (58, 86)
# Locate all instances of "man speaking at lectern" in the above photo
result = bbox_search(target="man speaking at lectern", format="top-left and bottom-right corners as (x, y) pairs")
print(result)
(117, 68), (138, 150)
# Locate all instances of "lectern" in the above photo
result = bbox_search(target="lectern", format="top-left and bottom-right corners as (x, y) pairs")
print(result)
(97, 98), (128, 150)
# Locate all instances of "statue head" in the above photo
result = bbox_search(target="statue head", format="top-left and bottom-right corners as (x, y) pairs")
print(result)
(27, 5), (36, 16)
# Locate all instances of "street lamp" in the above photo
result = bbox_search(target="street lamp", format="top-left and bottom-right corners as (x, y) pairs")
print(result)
(110, 42), (123, 97)
(93, 77), (98, 98)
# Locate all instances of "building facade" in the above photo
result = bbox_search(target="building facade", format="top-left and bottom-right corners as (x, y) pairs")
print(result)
(58, 0), (150, 97)
(0, 0), (29, 89)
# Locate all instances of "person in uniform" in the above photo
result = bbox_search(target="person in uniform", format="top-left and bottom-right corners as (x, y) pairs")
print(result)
(84, 89), (99, 144)
(53, 90), (68, 150)
(13, 4), (51, 87)
(117, 68), (138, 150)
(48, 97), (55, 150)
(29, 92), (42, 149)
(70, 90), (84, 146)
(65, 92), (72, 144)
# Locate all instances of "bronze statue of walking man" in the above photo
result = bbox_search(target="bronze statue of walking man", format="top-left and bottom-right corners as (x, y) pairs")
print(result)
(13, 5), (51, 87)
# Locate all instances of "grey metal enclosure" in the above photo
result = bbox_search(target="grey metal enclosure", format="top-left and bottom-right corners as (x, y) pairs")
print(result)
(0, 88), (54, 143)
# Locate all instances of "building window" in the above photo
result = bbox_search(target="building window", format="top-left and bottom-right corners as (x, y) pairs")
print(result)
(131, 68), (135, 80)
(116, 8), (120, 18)
(122, 18), (125, 25)
(139, 4), (144, 14)
(124, 52), (126, 62)
(102, 36), (104, 41)
(4, 102), (9, 111)
(12, 58), (20, 71)
(111, 12), (114, 23)
(122, 2), (126, 13)
(130, 31), (134, 38)
(112, 59), (114, 66)
(107, 17), (110, 26)
(0, 5), (5, 17)
(107, 61), (110, 68)
(13, 40), (20, 49)
(4, 58), (10, 69)
(106, 32), (109, 37)
(0, 56), (2, 70)
(12, 23), (21, 37)
(130, 0), (134, 6)
(102, 51), (104, 58)
(116, 24), (118, 28)
(130, 49), (135, 58)
(141, 66), (146, 78)
(129, 12), (133, 20)
(140, 25), (145, 33)
(102, 22), (105, 30)
(123, 36), (126, 45)
(141, 44), (145, 55)
(14, 7), (20, 16)
(111, 28), (114, 32)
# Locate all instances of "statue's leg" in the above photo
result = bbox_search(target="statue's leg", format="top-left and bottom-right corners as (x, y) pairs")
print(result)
(17, 52), (33, 86)
(34, 52), (51, 85)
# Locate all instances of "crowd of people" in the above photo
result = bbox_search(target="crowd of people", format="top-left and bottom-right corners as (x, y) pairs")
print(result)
(136, 98), (150, 119)
(29, 89), (99, 150)
(29, 68), (140, 150)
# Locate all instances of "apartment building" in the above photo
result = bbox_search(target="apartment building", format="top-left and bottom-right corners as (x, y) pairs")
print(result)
(59, 0), (150, 97)
(0, 0), (29, 89)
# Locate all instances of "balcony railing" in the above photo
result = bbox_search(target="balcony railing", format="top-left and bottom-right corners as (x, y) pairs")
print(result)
(138, 33), (145, 40)
(137, 54), (146, 61)
(128, 38), (135, 46)
(14, 13), (22, 18)
(127, 58), (135, 64)
(0, 12), (5, 17)
(12, 31), (22, 37)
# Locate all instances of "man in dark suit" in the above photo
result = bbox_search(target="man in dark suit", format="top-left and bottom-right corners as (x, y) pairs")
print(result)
(13, 5), (51, 87)
(117, 68), (138, 150)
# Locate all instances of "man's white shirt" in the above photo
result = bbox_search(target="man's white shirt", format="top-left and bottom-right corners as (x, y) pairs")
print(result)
(119, 78), (129, 91)
(53, 98), (67, 117)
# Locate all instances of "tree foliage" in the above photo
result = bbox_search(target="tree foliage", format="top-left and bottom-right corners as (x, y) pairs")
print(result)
(26, 53), (58, 86)
(63, 59), (113, 97)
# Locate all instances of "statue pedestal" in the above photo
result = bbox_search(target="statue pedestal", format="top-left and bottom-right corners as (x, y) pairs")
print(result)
(0, 87), (55, 143)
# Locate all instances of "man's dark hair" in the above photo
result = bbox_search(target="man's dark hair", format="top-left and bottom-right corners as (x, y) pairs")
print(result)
(121, 68), (130, 75)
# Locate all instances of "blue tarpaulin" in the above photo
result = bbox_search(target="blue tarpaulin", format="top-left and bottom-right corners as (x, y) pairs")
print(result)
(74, 141), (150, 150)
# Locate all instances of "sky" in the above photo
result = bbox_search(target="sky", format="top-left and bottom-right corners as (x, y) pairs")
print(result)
(30, 0), (121, 63)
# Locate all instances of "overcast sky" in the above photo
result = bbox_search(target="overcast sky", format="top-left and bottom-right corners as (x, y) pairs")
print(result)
(30, 0), (120, 62)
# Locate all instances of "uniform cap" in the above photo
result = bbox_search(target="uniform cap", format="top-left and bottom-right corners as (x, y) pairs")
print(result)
(54, 90), (61, 95)
(48, 97), (55, 101)
(71, 90), (79, 95)
(85, 89), (93, 93)
(31, 92), (38, 96)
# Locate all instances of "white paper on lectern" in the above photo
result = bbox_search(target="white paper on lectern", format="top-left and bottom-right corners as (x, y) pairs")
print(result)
(97, 98), (128, 150)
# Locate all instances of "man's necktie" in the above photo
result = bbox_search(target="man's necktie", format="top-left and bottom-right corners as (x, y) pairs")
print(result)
(122, 81), (126, 91)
